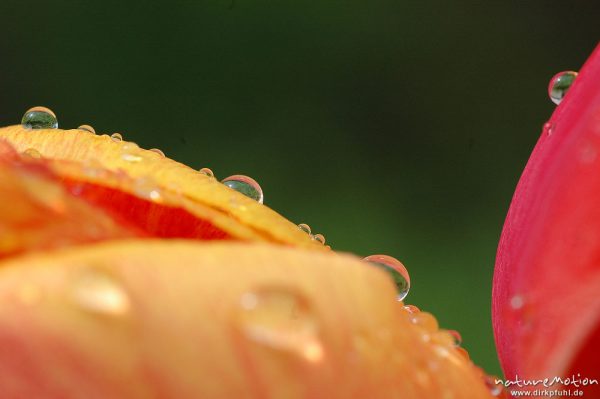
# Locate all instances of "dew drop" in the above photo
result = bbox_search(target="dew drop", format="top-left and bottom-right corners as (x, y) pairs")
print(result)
(447, 329), (462, 346)
(409, 311), (439, 332)
(71, 269), (130, 316)
(78, 125), (96, 134)
(134, 178), (163, 202)
(364, 254), (410, 300)
(298, 223), (311, 234)
(510, 295), (524, 310)
(542, 122), (554, 136)
(312, 233), (326, 245)
(403, 304), (420, 314)
(110, 133), (123, 142)
(22, 148), (42, 159)
(484, 376), (504, 396)
(149, 148), (165, 157)
(548, 71), (578, 105)
(222, 175), (264, 204)
(21, 106), (58, 129)
(238, 287), (323, 363)
(199, 168), (215, 178)
(456, 347), (470, 361)
(121, 153), (143, 163)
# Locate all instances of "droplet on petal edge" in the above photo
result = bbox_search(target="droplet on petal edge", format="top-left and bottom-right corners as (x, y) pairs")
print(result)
(199, 168), (215, 178)
(548, 70), (578, 105)
(21, 106), (58, 129)
(238, 287), (323, 363)
(149, 148), (165, 157)
(71, 269), (131, 317)
(298, 223), (311, 234)
(78, 125), (96, 134)
(222, 174), (264, 204)
(403, 304), (420, 314)
(110, 133), (123, 142)
(312, 233), (326, 245)
(364, 254), (410, 301)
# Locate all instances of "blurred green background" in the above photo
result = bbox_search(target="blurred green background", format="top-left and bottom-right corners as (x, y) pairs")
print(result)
(1, 1), (599, 376)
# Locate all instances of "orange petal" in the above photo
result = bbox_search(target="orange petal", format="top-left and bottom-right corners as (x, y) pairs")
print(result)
(0, 240), (493, 398)
(0, 127), (317, 248)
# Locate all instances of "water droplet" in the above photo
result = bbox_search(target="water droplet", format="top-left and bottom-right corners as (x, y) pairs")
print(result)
(78, 125), (96, 134)
(431, 330), (455, 347)
(71, 269), (130, 316)
(403, 304), (420, 314)
(238, 287), (323, 363)
(222, 175), (264, 204)
(447, 329), (462, 346)
(21, 106), (58, 129)
(22, 148), (42, 159)
(312, 233), (326, 245)
(298, 223), (311, 234)
(548, 71), (578, 105)
(455, 347), (470, 361)
(149, 148), (165, 157)
(484, 376), (504, 396)
(409, 312), (439, 332)
(134, 178), (163, 202)
(510, 295), (524, 310)
(199, 168), (215, 178)
(364, 254), (410, 301)
(542, 122), (554, 136)
(121, 153), (143, 163)
(111, 133), (123, 142)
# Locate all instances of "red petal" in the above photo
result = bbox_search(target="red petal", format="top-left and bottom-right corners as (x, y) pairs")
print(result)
(493, 43), (600, 393)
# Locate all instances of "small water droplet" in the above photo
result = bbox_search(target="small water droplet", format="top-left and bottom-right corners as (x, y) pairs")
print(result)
(510, 295), (524, 310)
(548, 71), (578, 105)
(71, 269), (130, 316)
(312, 233), (326, 245)
(149, 148), (165, 157)
(447, 330), (462, 346)
(431, 330), (455, 347)
(122, 153), (143, 163)
(22, 148), (42, 159)
(409, 312), (439, 332)
(238, 287), (323, 363)
(484, 375), (504, 396)
(21, 106), (58, 129)
(364, 254), (410, 300)
(199, 168), (215, 178)
(110, 133), (123, 142)
(542, 122), (554, 136)
(134, 178), (163, 202)
(298, 223), (311, 234)
(403, 304), (420, 314)
(222, 175), (264, 204)
(78, 125), (96, 134)
(455, 347), (470, 361)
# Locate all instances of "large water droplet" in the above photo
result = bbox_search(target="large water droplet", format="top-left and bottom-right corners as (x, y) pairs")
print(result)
(238, 287), (323, 363)
(548, 71), (578, 105)
(222, 175), (264, 204)
(21, 107), (58, 129)
(364, 254), (410, 300)
(78, 125), (96, 134)
(71, 269), (130, 316)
